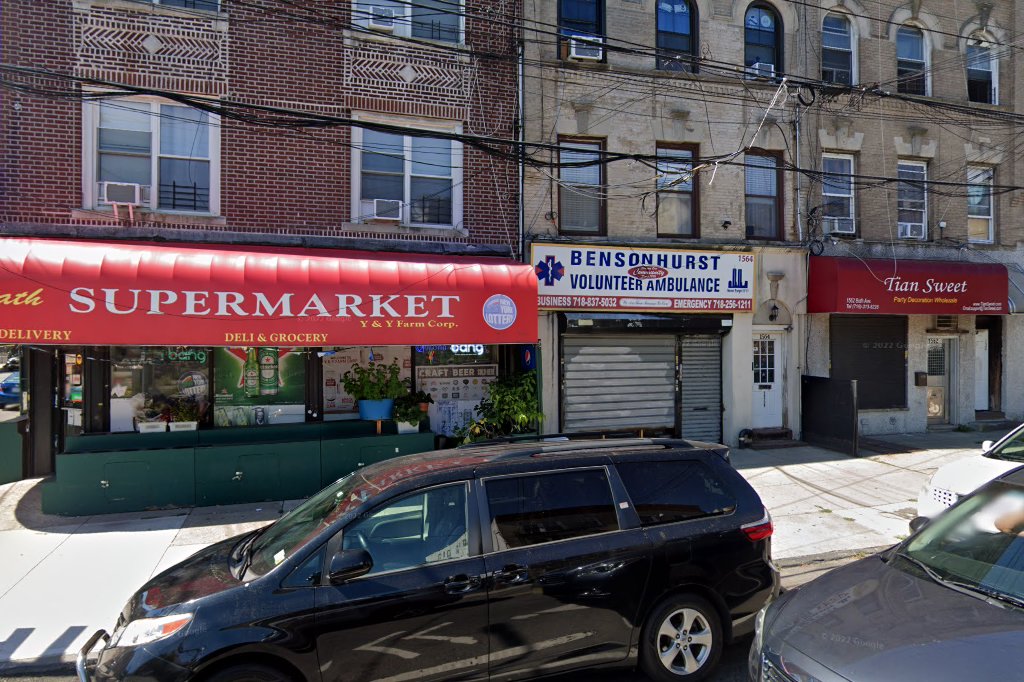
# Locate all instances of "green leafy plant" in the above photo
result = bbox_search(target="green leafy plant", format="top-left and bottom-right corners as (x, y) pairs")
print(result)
(393, 393), (426, 425)
(456, 370), (543, 443)
(341, 360), (407, 401)
(410, 390), (434, 407)
(170, 397), (201, 422)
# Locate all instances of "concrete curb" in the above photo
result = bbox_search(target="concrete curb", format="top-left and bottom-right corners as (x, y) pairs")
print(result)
(0, 653), (76, 677)
(776, 544), (894, 570)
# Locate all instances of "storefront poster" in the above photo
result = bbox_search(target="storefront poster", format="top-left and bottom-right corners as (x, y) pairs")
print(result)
(532, 243), (755, 313)
(417, 364), (497, 436)
(214, 347), (305, 426)
(808, 258), (1008, 315)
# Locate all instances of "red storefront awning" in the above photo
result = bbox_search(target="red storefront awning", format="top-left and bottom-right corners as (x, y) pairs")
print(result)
(808, 257), (1008, 315)
(0, 238), (538, 346)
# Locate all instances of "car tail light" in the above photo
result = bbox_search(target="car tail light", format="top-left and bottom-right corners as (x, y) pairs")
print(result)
(741, 510), (773, 542)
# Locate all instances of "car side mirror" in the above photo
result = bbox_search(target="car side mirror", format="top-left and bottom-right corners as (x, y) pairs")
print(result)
(328, 549), (373, 584)
(909, 516), (930, 533)
(982, 440), (994, 453)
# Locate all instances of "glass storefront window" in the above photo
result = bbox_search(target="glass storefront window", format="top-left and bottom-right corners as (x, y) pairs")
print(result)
(413, 344), (498, 436)
(213, 347), (306, 427)
(110, 347), (211, 432)
(322, 346), (411, 420)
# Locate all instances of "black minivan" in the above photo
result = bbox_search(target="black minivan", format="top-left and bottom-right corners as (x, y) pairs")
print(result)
(78, 437), (778, 682)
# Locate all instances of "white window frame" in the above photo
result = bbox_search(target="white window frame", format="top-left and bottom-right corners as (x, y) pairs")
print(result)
(821, 153), (855, 235)
(81, 96), (221, 215)
(966, 36), (998, 105)
(154, 0), (220, 10)
(967, 165), (994, 243)
(821, 10), (856, 85)
(896, 24), (929, 96)
(354, 0), (465, 44)
(896, 160), (927, 240)
(351, 116), (464, 230)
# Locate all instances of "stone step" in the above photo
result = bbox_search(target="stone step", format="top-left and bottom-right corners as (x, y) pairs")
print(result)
(750, 427), (793, 441)
(748, 439), (805, 450)
(969, 420), (1018, 433)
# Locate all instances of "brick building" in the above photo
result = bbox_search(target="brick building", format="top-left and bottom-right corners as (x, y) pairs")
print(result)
(524, 0), (1024, 446)
(0, 0), (537, 512)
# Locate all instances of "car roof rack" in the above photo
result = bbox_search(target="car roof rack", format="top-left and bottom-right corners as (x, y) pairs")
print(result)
(457, 429), (658, 449)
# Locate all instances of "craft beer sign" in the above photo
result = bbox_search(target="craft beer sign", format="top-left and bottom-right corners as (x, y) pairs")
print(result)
(532, 243), (755, 313)
(0, 239), (539, 346)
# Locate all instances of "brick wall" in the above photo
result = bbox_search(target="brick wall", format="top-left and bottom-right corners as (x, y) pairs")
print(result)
(2, 0), (521, 254)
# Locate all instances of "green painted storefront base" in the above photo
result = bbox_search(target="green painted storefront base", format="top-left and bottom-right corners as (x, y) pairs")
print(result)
(0, 419), (24, 486)
(41, 421), (435, 516)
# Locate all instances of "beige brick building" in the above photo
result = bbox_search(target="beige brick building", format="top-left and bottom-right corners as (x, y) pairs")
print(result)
(525, 0), (1024, 445)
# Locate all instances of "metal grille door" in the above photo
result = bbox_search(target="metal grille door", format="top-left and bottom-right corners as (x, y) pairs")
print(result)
(680, 335), (723, 442)
(562, 335), (676, 432)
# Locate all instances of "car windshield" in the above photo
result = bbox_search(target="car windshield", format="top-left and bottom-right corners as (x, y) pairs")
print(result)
(903, 483), (1024, 604)
(245, 473), (373, 578)
(986, 427), (1024, 463)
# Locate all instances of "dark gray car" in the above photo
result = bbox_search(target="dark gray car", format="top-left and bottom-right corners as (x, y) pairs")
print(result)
(749, 465), (1024, 682)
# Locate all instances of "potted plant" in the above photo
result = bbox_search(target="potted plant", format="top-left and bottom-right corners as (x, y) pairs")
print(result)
(392, 393), (425, 434)
(410, 389), (433, 412)
(169, 397), (201, 431)
(456, 370), (543, 443)
(342, 359), (408, 420)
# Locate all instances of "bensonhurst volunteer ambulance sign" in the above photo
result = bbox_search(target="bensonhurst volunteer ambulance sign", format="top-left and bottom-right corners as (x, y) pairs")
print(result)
(0, 239), (538, 346)
(532, 243), (755, 313)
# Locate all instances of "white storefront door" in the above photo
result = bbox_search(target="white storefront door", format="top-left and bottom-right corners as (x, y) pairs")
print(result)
(751, 332), (783, 429)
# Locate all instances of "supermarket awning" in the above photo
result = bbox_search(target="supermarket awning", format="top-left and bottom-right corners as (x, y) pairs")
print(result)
(0, 238), (538, 346)
(808, 257), (1008, 315)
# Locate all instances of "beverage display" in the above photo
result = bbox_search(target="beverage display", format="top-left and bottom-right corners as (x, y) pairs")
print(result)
(243, 347), (260, 398)
(259, 347), (279, 395)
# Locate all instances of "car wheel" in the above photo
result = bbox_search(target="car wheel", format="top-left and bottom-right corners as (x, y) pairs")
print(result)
(639, 594), (722, 682)
(202, 663), (295, 682)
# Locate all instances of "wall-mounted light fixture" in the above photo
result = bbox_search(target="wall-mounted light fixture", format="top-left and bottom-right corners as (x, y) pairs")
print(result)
(722, 220), (732, 229)
(769, 304), (779, 322)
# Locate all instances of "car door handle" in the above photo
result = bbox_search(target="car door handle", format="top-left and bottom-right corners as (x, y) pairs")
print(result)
(491, 564), (529, 585)
(443, 573), (483, 594)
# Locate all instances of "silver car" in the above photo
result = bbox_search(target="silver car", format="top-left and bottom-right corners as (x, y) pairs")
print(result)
(750, 465), (1024, 681)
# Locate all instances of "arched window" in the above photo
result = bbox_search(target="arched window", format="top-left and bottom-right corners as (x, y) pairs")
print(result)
(967, 35), (996, 104)
(822, 11), (853, 84)
(745, 4), (782, 79)
(896, 25), (927, 95)
(657, 1), (697, 72)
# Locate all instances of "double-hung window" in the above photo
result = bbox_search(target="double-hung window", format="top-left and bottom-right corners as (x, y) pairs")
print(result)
(355, 1), (462, 43)
(967, 40), (996, 104)
(656, 145), (697, 237)
(560, 0), (604, 60)
(558, 139), (604, 234)
(85, 98), (218, 214)
(745, 152), (781, 239)
(355, 124), (462, 228)
(897, 161), (927, 239)
(657, 0), (696, 72)
(821, 154), (855, 235)
(967, 166), (994, 243)
(897, 25), (927, 95)
(153, 0), (220, 10)
(822, 12), (853, 84)
(744, 4), (782, 79)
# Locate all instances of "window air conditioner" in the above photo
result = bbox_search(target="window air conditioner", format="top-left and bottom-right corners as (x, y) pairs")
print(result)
(99, 182), (143, 205)
(368, 5), (397, 32)
(748, 62), (776, 79)
(898, 221), (925, 239)
(568, 35), (604, 61)
(371, 198), (402, 221)
(822, 217), (856, 235)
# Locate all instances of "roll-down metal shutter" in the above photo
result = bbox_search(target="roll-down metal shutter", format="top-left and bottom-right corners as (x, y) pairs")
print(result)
(562, 335), (676, 432)
(680, 335), (722, 443)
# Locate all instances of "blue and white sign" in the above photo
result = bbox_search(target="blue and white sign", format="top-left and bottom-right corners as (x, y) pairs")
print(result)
(483, 294), (517, 330)
(531, 243), (756, 313)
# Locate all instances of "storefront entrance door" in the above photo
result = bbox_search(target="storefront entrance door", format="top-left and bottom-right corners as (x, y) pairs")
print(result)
(927, 338), (955, 425)
(975, 329), (989, 411)
(751, 333), (783, 429)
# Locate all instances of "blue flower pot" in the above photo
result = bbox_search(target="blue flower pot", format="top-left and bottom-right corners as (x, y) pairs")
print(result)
(358, 399), (394, 421)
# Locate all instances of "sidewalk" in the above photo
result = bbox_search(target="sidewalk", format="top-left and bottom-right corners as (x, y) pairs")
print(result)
(0, 429), (991, 675)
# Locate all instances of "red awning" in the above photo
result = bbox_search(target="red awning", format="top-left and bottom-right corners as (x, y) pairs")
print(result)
(0, 238), (538, 346)
(808, 257), (1008, 315)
